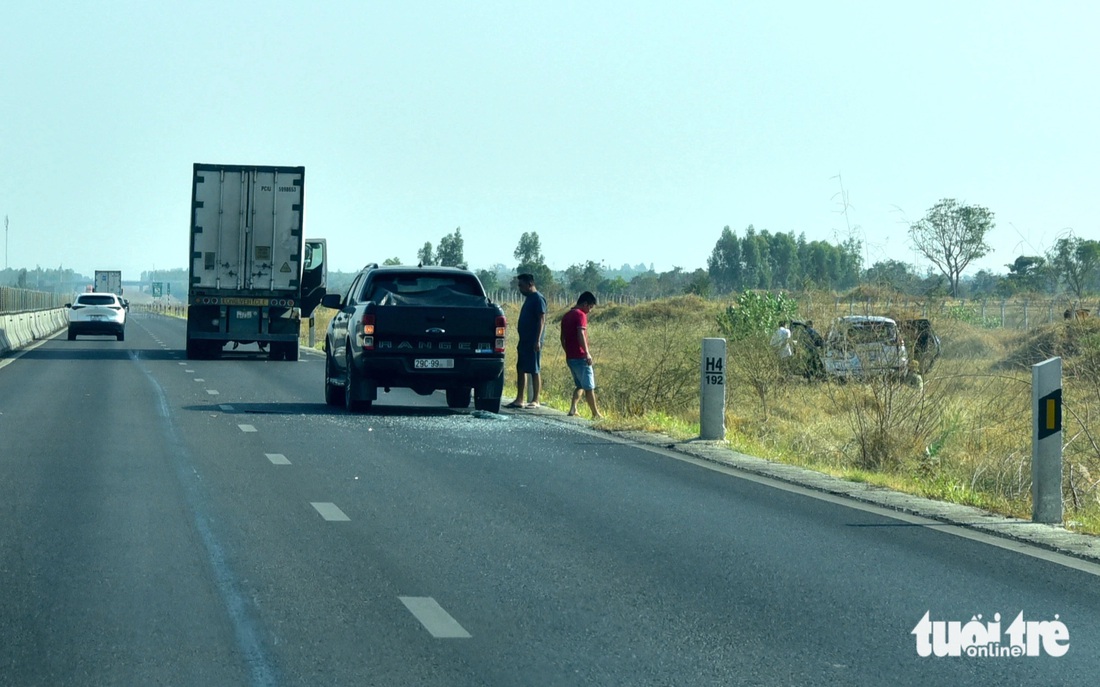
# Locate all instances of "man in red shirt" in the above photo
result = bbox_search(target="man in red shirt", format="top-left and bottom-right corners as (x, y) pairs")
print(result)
(559, 291), (602, 419)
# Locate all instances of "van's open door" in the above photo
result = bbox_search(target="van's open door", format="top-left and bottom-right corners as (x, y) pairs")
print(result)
(301, 239), (327, 317)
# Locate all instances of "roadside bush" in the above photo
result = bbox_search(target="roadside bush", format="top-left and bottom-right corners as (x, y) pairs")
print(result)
(824, 372), (940, 471)
(592, 316), (708, 416)
(716, 291), (798, 421)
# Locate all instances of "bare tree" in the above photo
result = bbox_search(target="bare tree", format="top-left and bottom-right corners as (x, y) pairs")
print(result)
(909, 198), (994, 297)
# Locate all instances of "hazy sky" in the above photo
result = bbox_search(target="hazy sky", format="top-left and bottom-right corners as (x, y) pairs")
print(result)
(2, 1), (1098, 280)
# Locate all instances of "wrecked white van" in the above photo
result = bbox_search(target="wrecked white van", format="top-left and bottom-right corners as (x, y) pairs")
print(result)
(822, 315), (909, 379)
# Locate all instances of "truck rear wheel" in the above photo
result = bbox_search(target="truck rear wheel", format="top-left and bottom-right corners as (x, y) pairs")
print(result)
(286, 342), (300, 361)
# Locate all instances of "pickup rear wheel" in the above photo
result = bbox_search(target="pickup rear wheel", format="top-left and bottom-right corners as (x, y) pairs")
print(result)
(446, 387), (472, 409)
(474, 397), (502, 413)
(325, 352), (345, 407)
(474, 369), (505, 413)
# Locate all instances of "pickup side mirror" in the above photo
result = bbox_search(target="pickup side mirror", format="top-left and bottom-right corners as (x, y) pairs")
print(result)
(320, 293), (343, 310)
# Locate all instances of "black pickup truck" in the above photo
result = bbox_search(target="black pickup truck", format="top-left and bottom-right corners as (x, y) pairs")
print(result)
(320, 264), (507, 412)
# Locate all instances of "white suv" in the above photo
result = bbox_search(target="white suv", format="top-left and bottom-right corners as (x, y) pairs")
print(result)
(67, 293), (127, 341)
(822, 315), (907, 379)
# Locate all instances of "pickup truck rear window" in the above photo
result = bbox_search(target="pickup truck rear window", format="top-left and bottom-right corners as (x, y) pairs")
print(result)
(361, 275), (484, 304)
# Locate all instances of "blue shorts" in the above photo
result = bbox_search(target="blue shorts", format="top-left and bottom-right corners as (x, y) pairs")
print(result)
(516, 341), (541, 374)
(567, 358), (596, 391)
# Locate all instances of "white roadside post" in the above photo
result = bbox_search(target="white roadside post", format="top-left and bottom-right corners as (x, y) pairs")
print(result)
(700, 338), (727, 440)
(1032, 357), (1063, 524)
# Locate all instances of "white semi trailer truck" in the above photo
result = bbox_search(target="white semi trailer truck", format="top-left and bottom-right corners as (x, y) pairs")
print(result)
(186, 163), (326, 360)
(93, 270), (123, 297)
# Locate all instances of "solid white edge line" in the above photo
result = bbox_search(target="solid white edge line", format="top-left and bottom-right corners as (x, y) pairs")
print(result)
(0, 330), (61, 371)
(598, 434), (1100, 578)
(399, 597), (472, 638)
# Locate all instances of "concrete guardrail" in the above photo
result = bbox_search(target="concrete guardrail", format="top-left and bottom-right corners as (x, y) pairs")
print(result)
(0, 308), (69, 356)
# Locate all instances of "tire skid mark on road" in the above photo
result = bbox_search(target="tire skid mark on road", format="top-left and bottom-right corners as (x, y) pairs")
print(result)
(129, 349), (279, 687)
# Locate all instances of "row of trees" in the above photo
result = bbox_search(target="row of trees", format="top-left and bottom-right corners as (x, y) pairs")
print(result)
(707, 225), (862, 293)
(993, 236), (1100, 299)
(397, 212), (1098, 303)
(0, 266), (89, 294)
(11, 197), (1070, 303)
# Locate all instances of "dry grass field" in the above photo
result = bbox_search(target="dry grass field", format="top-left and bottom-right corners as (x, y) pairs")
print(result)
(306, 294), (1100, 534)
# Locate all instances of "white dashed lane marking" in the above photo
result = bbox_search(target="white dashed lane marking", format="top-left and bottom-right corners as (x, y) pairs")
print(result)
(194, 378), (204, 381)
(220, 404), (236, 412)
(311, 503), (350, 521)
(207, 389), (220, 395)
(399, 597), (472, 639)
(266, 453), (291, 465)
(238, 424), (257, 433)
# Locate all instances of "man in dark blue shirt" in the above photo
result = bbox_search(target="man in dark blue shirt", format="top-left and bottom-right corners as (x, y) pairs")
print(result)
(506, 273), (547, 409)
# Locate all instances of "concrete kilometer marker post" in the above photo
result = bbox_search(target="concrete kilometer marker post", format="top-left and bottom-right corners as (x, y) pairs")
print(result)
(700, 338), (726, 440)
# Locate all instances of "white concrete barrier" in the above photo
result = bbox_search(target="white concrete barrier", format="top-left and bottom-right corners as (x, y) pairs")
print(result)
(0, 308), (68, 355)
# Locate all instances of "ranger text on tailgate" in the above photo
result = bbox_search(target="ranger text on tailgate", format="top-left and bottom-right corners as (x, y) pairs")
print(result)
(320, 264), (507, 412)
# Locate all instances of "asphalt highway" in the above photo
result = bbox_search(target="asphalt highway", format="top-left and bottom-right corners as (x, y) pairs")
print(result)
(1, 311), (1099, 686)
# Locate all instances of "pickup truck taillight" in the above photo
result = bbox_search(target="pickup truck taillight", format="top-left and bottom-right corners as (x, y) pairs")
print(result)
(362, 314), (376, 350)
(494, 315), (507, 353)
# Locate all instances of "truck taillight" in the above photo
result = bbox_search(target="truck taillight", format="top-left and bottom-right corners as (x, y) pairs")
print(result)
(494, 315), (507, 353)
(362, 314), (376, 350)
